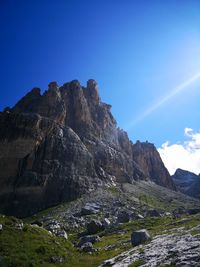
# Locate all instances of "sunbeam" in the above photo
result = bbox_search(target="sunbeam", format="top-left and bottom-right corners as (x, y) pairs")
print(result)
(127, 72), (200, 129)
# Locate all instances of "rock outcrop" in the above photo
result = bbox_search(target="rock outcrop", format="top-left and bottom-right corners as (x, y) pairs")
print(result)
(0, 80), (175, 217)
(172, 168), (200, 199)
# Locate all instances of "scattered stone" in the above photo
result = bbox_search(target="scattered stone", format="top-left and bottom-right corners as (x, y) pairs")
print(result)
(131, 229), (151, 246)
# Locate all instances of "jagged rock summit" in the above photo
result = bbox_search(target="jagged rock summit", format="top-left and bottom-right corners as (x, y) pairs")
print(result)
(172, 168), (200, 199)
(0, 80), (175, 217)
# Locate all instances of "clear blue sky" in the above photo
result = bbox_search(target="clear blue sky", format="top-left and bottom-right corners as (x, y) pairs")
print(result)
(1, 0), (200, 147)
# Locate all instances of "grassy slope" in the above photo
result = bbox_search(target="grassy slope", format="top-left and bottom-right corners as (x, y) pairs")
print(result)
(1, 182), (200, 266)
(1, 213), (200, 267)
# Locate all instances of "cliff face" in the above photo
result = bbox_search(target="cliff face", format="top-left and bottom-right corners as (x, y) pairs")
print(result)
(172, 169), (200, 199)
(0, 80), (175, 217)
(132, 141), (175, 189)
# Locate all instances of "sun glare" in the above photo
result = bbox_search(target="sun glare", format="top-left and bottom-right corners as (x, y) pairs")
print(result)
(127, 72), (200, 129)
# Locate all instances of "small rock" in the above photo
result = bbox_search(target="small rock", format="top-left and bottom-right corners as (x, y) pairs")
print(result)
(50, 256), (64, 264)
(131, 213), (144, 220)
(55, 229), (68, 239)
(45, 221), (60, 232)
(80, 242), (95, 252)
(131, 229), (151, 246)
(87, 219), (105, 234)
(31, 220), (43, 227)
(145, 209), (161, 217)
(81, 203), (100, 216)
(15, 223), (24, 230)
(102, 218), (111, 228)
(0, 224), (2, 231)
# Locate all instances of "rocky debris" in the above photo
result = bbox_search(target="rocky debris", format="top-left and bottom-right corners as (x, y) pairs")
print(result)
(99, 227), (200, 267)
(117, 210), (130, 223)
(131, 229), (151, 246)
(77, 235), (100, 247)
(14, 223), (24, 230)
(87, 219), (105, 234)
(0, 224), (2, 231)
(80, 242), (96, 253)
(0, 80), (176, 217)
(81, 203), (100, 215)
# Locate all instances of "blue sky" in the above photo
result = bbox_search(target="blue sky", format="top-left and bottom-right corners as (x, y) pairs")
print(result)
(1, 0), (200, 154)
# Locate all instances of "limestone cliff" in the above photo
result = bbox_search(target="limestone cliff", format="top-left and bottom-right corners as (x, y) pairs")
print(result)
(0, 80), (175, 217)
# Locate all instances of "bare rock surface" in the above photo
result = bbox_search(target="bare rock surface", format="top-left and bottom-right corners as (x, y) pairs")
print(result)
(99, 226), (200, 267)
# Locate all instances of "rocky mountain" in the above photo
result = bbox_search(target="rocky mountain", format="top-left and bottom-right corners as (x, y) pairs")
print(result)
(0, 80), (175, 217)
(172, 168), (200, 199)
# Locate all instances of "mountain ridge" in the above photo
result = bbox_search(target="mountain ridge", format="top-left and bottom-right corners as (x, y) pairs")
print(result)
(0, 79), (175, 217)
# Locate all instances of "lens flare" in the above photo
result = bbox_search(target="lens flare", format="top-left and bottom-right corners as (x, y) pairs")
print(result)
(127, 72), (200, 129)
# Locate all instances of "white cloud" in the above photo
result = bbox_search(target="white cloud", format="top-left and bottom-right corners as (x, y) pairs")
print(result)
(158, 128), (200, 175)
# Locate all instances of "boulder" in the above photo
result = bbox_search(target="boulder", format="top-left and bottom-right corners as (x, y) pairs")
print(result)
(87, 219), (105, 234)
(78, 235), (100, 247)
(81, 203), (100, 216)
(187, 208), (200, 215)
(145, 209), (161, 217)
(131, 229), (151, 246)
(117, 210), (130, 223)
